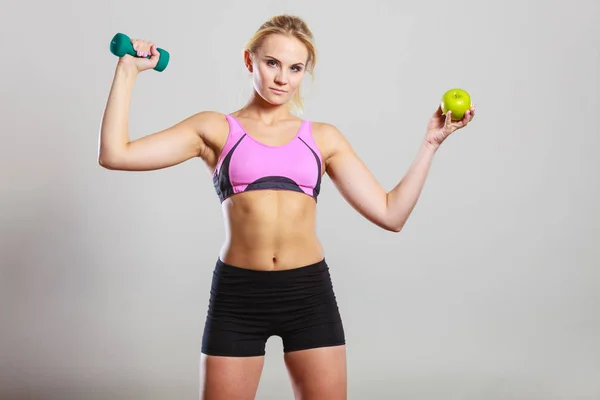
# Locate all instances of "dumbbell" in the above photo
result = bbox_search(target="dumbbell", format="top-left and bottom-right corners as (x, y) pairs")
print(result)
(109, 33), (170, 72)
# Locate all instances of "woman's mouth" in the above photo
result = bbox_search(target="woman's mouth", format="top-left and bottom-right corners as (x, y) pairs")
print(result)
(270, 88), (287, 95)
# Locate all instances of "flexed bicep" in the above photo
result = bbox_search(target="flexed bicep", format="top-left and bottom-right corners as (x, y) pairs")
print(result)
(99, 111), (225, 171)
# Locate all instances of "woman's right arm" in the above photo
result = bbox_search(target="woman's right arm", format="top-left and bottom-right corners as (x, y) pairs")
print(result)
(98, 41), (222, 171)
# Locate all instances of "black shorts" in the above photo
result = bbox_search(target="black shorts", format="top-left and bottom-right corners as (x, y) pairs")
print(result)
(201, 258), (346, 357)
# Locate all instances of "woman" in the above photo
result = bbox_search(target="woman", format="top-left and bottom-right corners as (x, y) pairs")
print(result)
(98, 14), (475, 400)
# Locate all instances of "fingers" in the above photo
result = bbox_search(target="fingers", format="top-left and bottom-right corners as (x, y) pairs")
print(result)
(149, 44), (160, 61)
(444, 110), (453, 130)
(130, 39), (154, 58)
(450, 104), (476, 130)
(461, 104), (476, 124)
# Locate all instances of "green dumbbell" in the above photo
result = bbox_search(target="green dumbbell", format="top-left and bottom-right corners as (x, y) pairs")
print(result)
(109, 33), (170, 72)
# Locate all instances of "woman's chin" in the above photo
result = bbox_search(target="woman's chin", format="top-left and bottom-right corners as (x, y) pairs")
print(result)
(263, 95), (290, 107)
(255, 88), (291, 106)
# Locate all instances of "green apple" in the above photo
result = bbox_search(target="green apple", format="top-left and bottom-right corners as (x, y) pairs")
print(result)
(440, 88), (471, 120)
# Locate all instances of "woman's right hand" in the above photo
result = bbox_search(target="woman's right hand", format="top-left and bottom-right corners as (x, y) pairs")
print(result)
(117, 38), (160, 73)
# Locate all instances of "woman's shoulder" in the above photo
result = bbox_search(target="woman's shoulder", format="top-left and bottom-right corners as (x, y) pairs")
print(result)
(310, 120), (346, 144)
(185, 111), (232, 158)
(191, 110), (228, 125)
(309, 120), (351, 159)
(188, 111), (230, 136)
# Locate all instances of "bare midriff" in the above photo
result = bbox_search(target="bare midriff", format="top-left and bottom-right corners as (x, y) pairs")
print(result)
(218, 190), (324, 271)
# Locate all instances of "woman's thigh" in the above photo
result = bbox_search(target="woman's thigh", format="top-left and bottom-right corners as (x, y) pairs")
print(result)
(199, 354), (265, 400)
(284, 345), (347, 400)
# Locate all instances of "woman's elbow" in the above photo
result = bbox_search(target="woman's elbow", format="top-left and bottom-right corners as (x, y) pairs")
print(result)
(387, 224), (404, 233)
(366, 212), (405, 232)
(380, 219), (405, 233)
(98, 152), (122, 170)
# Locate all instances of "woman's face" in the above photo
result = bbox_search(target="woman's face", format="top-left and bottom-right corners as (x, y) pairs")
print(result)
(246, 34), (308, 107)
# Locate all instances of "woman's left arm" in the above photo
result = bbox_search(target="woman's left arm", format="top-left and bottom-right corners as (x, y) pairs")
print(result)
(323, 104), (476, 232)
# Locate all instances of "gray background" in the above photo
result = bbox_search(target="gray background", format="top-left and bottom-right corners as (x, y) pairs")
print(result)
(1, 0), (599, 399)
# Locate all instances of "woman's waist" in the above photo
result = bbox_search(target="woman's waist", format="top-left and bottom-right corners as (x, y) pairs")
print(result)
(219, 226), (323, 271)
(209, 258), (333, 302)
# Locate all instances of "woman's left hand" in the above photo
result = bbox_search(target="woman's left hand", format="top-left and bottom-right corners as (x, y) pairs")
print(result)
(425, 103), (476, 148)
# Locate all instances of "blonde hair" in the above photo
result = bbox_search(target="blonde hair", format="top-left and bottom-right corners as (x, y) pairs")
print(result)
(244, 15), (317, 114)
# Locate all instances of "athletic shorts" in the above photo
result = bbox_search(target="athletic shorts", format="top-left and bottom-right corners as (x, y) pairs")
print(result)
(201, 258), (346, 357)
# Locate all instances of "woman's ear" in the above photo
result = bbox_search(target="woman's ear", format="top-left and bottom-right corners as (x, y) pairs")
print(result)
(243, 50), (253, 73)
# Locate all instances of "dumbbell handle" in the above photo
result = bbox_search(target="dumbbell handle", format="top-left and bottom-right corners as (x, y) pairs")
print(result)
(109, 33), (170, 72)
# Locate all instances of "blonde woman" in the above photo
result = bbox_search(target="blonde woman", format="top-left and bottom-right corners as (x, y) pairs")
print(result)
(99, 14), (475, 400)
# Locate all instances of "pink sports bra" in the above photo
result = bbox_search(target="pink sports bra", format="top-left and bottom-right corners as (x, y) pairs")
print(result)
(212, 114), (323, 202)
